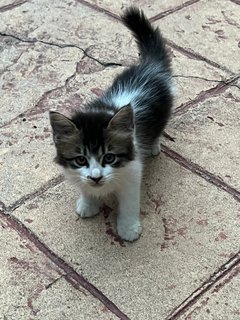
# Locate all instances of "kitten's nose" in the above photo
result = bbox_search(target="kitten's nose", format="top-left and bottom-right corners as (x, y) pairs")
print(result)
(88, 176), (103, 184)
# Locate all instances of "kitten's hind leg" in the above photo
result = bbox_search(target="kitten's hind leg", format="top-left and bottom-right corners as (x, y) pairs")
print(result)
(151, 137), (161, 156)
(76, 194), (101, 218)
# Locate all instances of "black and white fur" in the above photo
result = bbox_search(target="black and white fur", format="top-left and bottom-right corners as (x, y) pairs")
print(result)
(49, 7), (174, 241)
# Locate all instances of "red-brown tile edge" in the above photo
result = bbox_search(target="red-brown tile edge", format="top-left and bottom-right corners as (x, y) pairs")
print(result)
(0, 0), (28, 13)
(162, 145), (240, 202)
(166, 252), (240, 319)
(75, 0), (120, 21)
(0, 210), (130, 320)
(167, 40), (233, 74)
(7, 175), (64, 212)
(230, 0), (240, 5)
(150, 0), (201, 22)
(174, 74), (240, 116)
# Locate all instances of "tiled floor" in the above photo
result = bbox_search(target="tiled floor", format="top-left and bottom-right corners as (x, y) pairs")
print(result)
(0, 0), (239, 319)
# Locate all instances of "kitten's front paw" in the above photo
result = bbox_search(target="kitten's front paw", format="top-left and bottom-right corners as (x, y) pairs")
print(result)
(151, 143), (161, 156)
(76, 197), (100, 218)
(117, 219), (142, 242)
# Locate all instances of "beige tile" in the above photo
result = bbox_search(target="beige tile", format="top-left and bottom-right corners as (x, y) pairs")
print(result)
(85, 0), (189, 18)
(0, 0), (136, 64)
(178, 263), (240, 319)
(0, 218), (112, 319)
(165, 86), (240, 190)
(0, 42), (83, 125)
(155, 0), (240, 72)
(170, 49), (226, 107)
(13, 155), (240, 319)
(0, 114), (60, 207)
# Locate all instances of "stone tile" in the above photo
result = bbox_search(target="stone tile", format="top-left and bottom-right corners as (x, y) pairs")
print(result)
(0, 114), (59, 207)
(0, 0), (229, 117)
(155, 0), (240, 72)
(85, 0), (189, 18)
(34, 279), (117, 320)
(170, 49), (226, 107)
(179, 264), (240, 319)
(13, 155), (240, 319)
(0, 0), (136, 64)
(0, 216), (111, 319)
(0, 40), (83, 125)
(165, 86), (240, 190)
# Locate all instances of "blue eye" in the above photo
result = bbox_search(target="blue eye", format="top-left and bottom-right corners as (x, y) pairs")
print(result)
(75, 156), (88, 166)
(103, 153), (116, 164)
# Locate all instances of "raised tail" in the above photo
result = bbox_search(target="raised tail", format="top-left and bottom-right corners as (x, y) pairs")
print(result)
(121, 7), (170, 65)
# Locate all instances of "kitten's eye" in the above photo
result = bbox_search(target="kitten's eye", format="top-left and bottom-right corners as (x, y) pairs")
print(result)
(75, 156), (88, 166)
(103, 153), (116, 164)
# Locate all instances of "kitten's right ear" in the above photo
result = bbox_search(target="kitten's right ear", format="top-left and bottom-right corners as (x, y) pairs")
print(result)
(107, 105), (134, 134)
(49, 111), (78, 140)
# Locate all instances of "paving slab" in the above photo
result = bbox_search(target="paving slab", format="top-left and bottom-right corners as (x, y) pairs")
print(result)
(0, 213), (113, 320)
(0, 0), (230, 124)
(0, 0), (136, 65)
(165, 86), (240, 190)
(178, 261), (240, 319)
(84, 0), (191, 18)
(155, 0), (240, 72)
(12, 155), (240, 319)
(0, 40), (83, 126)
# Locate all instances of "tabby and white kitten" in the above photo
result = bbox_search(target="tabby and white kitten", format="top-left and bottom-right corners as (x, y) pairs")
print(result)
(49, 7), (173, 241)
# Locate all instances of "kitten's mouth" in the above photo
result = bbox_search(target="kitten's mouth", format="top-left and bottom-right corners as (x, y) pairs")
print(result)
(90, 183), (103, 188)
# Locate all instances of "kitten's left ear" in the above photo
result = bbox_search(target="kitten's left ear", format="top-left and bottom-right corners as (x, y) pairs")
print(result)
(107, 105), (134, 133)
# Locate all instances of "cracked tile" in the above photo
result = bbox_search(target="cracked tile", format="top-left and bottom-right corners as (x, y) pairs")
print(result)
(84, 0), (190, 18)
(165, 86), (240, 190)
(178, 263), (240, 319)
(0, 42), (83, 126)
(0, 0), (135, 64)
(12, 155), (240, 319)
(0, 217), (115, 319)
(154, 0), (240, 72)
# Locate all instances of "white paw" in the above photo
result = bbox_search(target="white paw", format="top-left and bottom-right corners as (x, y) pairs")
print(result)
(76, 197), (100, 218)
(151, 143), (161, 156)
(117, 219), (142, 242)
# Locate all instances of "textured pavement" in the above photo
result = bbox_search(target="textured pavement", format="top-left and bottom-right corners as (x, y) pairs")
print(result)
(0, 0), (240, 319)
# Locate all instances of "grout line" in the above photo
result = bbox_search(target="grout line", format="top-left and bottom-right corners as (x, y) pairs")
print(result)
(0, 0), (28, 13)
(0, 209), (129, 320)
(174, 75), (239, 115)
(166, 252), (240, 319)
(162, 145), (240, 202)
(150, 0), (200, 22)
(7, 175), (64, 212)
(167, 40), (233, 74)
(75, 0), (120, 20)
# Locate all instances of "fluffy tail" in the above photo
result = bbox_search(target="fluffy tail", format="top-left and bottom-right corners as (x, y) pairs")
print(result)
(121, 7), (170, 65)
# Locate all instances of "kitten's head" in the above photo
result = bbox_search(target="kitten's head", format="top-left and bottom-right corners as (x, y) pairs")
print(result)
(49, 105), (135, 196)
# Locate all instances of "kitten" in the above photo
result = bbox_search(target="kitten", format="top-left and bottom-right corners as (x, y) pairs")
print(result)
(49, 7), (173, 241)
